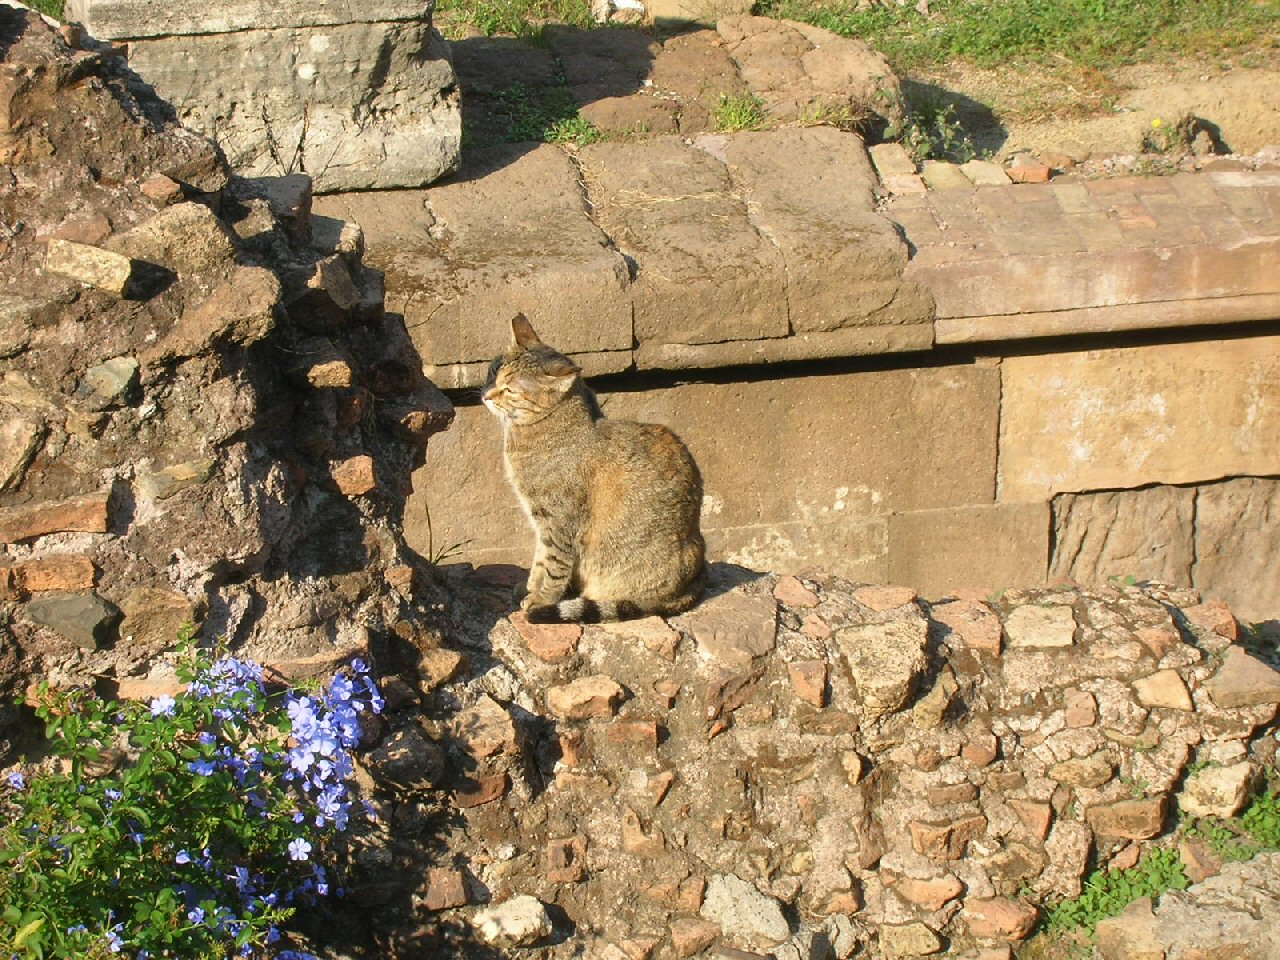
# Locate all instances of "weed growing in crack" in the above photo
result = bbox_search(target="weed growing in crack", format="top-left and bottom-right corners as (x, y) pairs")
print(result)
(714, 94), (768, 132)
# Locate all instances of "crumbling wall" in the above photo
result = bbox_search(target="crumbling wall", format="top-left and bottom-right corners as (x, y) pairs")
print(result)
(352, 565), (1280, 959)
(0, 8), (451, 740)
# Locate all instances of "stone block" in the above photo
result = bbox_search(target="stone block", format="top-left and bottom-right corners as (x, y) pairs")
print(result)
(314, 146), (632, 366)
(25, 591), (119, 649)
(681, 591), (777, 665)
(409, 365), (999, 578)
(0, 490), (111, 543)
(1087, 796), (1167, 840)
(1050, 485), (1196, 588)
(44, 239), (134, 296)
(716, 16), (904, 132)
(914, 234), (1280, 321)
(645, 0), (751, 24)
(719, 128), (929, 335)
(1205, 646), (1280, 709)
(580, 138), (787, 346)
(887, 502), (1050, 597)
(547, 675), (626, 720)
(1193, 477), (1280, 625)
(1000, 336), (1280, 501)
(68, 0), (429, 38)
(105, 13), (459, 192)
(106, 202), (238, 275)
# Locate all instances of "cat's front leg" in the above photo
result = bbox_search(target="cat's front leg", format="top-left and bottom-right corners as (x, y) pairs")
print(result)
(521, 522), (576, 610)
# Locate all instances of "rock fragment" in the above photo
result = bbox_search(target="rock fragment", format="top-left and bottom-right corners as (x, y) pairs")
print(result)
(471, 894), (552, 948)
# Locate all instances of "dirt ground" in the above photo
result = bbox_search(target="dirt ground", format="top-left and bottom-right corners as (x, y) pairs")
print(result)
(907, 50), (1280, 160)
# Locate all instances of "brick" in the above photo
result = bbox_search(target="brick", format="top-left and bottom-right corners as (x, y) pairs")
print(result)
(13, 555), (96, 592)
(1086, 797), (1166, 840)
(606, 720), (660, 745)
(773, 575), (819, 608)
(0, 491), (110, 543)
(932, 599), (1002, 655)
(910, 813), (988, 860)
(510, 610), (581, 661)
(422, 867), (469, 910)
(962, 897), (1039, 940)
(331, 455), (376, 496)
(892, 873), (964, 911)
(545, 836), (588, 883)
(787, 661), (827, 707)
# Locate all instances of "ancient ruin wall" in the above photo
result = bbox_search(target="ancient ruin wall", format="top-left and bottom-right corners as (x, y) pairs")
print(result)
(0, 9), (450, 731)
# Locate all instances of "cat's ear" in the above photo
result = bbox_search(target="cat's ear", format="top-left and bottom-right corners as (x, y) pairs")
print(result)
(511, 313), (542, 348)
(543, 357), (580, 392)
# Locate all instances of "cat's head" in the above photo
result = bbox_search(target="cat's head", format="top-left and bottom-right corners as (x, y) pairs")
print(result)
(482, 314), (581, 425)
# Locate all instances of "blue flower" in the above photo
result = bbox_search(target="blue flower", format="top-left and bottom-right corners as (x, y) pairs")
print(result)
(175, 849), (191, 865)
(186, 907), (205, 925)
(189, 759), (218, 776)
(287, 838), (312, 861)
(149, 695), (177, 717)
(5, 771), (24, 790)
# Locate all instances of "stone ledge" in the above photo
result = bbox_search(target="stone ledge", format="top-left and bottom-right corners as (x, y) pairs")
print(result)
(65, 0), (430, 39)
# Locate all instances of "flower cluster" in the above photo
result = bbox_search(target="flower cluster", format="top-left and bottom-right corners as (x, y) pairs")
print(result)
(0, 646), (383, 960)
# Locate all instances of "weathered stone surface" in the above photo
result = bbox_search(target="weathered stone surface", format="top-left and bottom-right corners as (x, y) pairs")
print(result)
(364, 724), (445, 791)
(408, 365), (1000, 580)
(331, 455), (377, 496)
(511, 610), (582, 661)
(581, 138), (787, 347)
(454, 694), (518, 758)
(910, 814), (988, 861)
(1087, 797), (1167, 840)
(717, 128), (927, 335)
(1003, 603), (1077, 649)
(774, 575), (819, 608)
(471, 894), (552, 948)
(10, 555), (97, 594)
(1049, 753), (1114, 788)
(24, 591), (119, 649)
(1193, 477), (1280, 625)
(1037, 820), (1093, 899)
(421, 866), (469, 910)
(787, 660), (827, 707)
(887, 502), (1050, 598)
(136, 459), (216, 501)
(1051, 485), (1197, 588)
(1095, 897), (1165, 960)
(547, 675), (626, 720)
(959, 160), (1011, 186)
(108, 15), (459, 192)
(715, 16), (904, 132)
(314, 145), (630, 369)
(144, 266), (280, 362)
(77, 356), (139, 411)
(878, 921), (943, 956)
(670, 917), (721, 957)
(700, 874), (790, 948)
(1206, 646), (1280, 708)
(961, 898), (1038, 941)
(0, 491), (111, 543)
(835, 615), (928, 719)
(117, 586), (199, 648)
(43, 239), (134, 296)
(892, 874), (964, 912)
(1133, 669), (1193, 711)
(931, 598), (1002, 654)
(107, 202), (238, 275)
(1179, 761), (1257, 819)
(1001, 336), (1280, 500)
(682, 591), (777, 664)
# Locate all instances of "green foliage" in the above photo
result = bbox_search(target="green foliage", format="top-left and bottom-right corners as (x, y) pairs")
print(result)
(25, 0), (64, 18)
(545, 114), (607, 146)
(490, 83), (603, 144)
(714, 93), (767, 132)
(1238, 777), (1280, 849)
(1044, 846), (1189, 935)
(896, 100), (979, 163)
(0, 642), (383, 960)
(753, 0), (1280, 70)
(435, 0), (593, 37)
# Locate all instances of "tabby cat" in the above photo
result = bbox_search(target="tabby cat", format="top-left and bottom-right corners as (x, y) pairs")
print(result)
(482, 314), (705, 623)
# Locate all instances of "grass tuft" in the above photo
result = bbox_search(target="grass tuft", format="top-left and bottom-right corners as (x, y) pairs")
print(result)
(714, 93), (767, 132)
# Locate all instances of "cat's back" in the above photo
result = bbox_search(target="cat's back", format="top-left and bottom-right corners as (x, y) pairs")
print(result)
(594, 416), (701, 491)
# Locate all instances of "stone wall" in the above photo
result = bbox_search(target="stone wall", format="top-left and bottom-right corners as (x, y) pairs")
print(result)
(64, 0), (461, 192)
(347, 565), (1280, 959)
(0, 10), (450, 735)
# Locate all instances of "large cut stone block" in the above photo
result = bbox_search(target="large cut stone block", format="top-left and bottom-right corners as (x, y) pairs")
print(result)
(579, 138), (788, 346)
(314, 145), (632, 371)
(887, 502), (1050, 596)
(717, 127), (932, 335)
(1050, 486), (1196, 587)
(66, 0), (428, 37)
(69, 2), (460, 192)
(1000, 336), (1280, 501)
(407, 364), (999, 578)
(1193, 477), (1280, 626)
(912, 235), (1280, 320)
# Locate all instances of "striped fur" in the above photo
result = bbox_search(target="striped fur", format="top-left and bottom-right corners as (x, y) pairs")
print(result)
(483, 315), (705, 624)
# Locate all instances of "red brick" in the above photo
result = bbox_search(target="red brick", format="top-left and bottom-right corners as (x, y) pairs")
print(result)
(422, 867), (469, 910)
(787, 660), (827, 707)
(0, 491), (110, 543)
(331, 455), (376, 496)
(773, 575), (819, 608)
(962, 897), (1039, 940)
(16, 555), (97, 592)
(510, 610), (581, 661)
